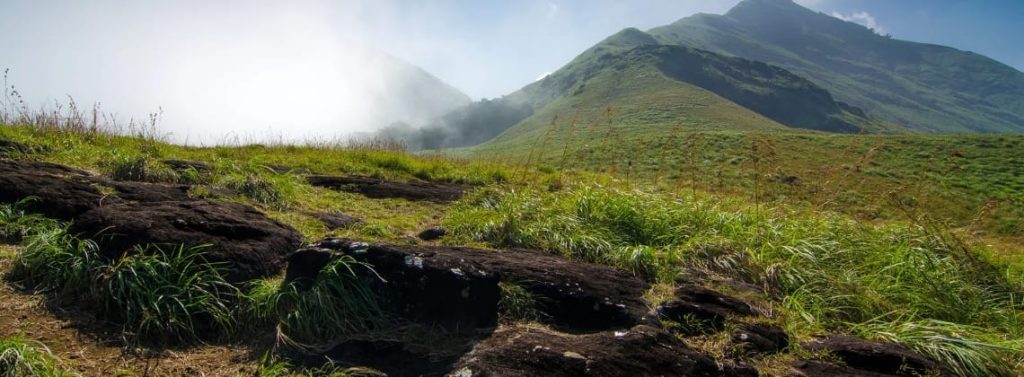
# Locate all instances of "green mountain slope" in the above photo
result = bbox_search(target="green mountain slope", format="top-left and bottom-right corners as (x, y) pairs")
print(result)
(395, 27), (886, 150)
(474, 28), (886, 156)
(649, 0), (1024, 133)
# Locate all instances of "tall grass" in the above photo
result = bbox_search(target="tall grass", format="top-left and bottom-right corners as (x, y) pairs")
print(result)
(444, 184), (1024, 374)
(4, 209), (239, 344)
(0, 336), (76, 377)
(245, 255), (385, 348)
(96, 245), (238, 344)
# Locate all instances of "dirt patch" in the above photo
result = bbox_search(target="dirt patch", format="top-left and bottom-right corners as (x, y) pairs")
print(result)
(0, 255), (266, 376)
(0, 159), (302, 283)
(307, 175), (471, 203)
(449, 324), (728, 377)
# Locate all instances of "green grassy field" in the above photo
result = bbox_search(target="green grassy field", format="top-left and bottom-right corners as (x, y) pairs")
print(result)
(469, 128), (1024, 264)
(1, 121), (1022, 375)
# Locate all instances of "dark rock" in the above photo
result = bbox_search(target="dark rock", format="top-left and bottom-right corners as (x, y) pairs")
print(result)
(0, 139), (33, 155)
(321, 338), (459, 377)
(307, 211), (362, 230)
(299, 240), (650, 333)
(418, 226), (446, 241)
(732, 323), (789, 355)
(69, 200), (302, 283)
(0, 159), (303, 283)
(161, 159), (211, 172)
(307, 175), (471, 203)
(283, 247), (337, 290)
(722, 362), (760, 377)
(657, 284), (756, 331)
(791, 360), (893, 377)
(449, 324), (725, 377)
(800, 335), (949, 376)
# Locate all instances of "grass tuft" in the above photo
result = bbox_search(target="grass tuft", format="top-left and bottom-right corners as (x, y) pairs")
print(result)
(244, 255), (385, 346)
(0, 336), (75, 377)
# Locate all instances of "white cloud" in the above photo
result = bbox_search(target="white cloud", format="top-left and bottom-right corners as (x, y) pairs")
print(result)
(535, 72), (552, 81)
(831, 11), (885, 34)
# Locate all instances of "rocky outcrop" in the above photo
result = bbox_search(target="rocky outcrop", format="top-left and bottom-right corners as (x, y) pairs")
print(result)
(0, 159), (302, 283)
(288, 239), (651, 333)
(800, 335), (950, 376)
(307, 175), (471, 203)
(449, 324), (725, 377)
(656, 284), (756, 331)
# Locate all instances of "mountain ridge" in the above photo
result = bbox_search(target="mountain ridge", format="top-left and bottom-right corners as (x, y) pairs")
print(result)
(650, 0), (1024, 133)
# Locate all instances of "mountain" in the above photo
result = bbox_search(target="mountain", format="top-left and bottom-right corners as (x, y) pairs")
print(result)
(366, 51), (472, 128)
(401, 27), (885, 151)
(649, 0), (1024, 133)
(467, 27), (892, 156)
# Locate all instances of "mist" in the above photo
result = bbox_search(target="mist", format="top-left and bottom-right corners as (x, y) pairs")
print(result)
(0, 1), (473, 144)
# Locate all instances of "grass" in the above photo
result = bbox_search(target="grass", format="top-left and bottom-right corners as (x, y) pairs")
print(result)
(244, 255), (386, 347)
(3, 211), (239, 345)
(0, 336), (76, 377)
(443, 184), (1024, 375)
(3, 103), (1024, 375)
(471, 130), (1024, 260)
(96, 245), (238, 343)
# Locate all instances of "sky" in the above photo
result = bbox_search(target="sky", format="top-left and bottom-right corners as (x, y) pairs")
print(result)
(1, 0), (1021, 142)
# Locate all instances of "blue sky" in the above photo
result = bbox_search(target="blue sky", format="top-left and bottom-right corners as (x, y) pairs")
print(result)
(1, 0), (1020, 140)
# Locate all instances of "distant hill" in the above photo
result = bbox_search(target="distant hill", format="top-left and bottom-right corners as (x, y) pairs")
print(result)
(650, 0), (1024, 133)
(366, 51), (472, 128)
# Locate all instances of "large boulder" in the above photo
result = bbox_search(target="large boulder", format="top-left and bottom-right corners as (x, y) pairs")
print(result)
(70, 200), (301, 282)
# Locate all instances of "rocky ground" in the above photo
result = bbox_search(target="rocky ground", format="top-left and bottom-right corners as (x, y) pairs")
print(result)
(0, 158), (954, 376)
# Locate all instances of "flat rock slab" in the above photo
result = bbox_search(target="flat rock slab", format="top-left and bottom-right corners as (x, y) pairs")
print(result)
(291, 239), (651, 333)
(305, 211), (362, 230)
(161, 159), (212, 172)
(0, 159), (302, 283)
(307, 175), (471, 203)
(449, 324), (729, 377)
(801, 335), (949, 376)
(657, 284), (756, 331)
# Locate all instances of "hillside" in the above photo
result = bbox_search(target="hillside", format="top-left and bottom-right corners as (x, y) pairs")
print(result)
(650, 0), (1024, 133)
(1, 121), (1023, 376)
(393, 27), (888, 151)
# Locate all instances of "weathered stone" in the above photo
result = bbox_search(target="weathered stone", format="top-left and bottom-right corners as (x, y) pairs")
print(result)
(418, 226), (446, 241)
(657, 284), (756, 331)
(449, 324), (727, 377)
(308, 175), (471, 203)
(732, 323), (789, 355)
(801, 335), (949, 376)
